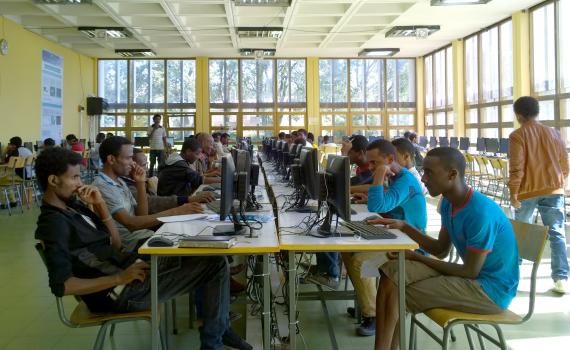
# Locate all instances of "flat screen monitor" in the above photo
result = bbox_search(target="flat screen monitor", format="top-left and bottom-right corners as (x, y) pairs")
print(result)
(324, 155), (351, 222)
(459, 137), (470, 151)
(485, 138), (499, 154)
(419, 136), (428, 148)
(134, 137), (149, 147)
(219, 155), (235, 221)
(449, 137), (459, 149)
(439, 137), (449, 148)
(429, 137), (437, 149)
(299, 147), (320, 200)
(476, 138), (486, 152)
(499, 138), (509, 155)
(235, 150), (251, 202)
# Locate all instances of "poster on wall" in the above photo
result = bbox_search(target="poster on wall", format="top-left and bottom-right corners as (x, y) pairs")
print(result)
(41, 49), (63, 142)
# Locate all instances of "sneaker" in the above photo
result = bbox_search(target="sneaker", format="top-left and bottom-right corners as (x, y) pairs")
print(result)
(356, 317), (376, 336)
(553, 279), (568, 294)
(223, 328), (253, 350)
(346, 307), (356, 318)
(305, 273), (340, 290)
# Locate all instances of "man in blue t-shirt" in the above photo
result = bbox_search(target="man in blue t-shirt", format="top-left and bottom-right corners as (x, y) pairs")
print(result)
(342, 139), (427, 336)
(370, 147), (519, 350)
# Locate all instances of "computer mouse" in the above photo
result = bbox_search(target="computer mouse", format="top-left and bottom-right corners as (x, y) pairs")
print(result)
(147, 236), (174, 247)
(364, 214), (381, 222)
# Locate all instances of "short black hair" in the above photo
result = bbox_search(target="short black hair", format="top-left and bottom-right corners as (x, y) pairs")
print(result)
(99, 136), (132, 163)
(43, 138), (55, 147)
(35, 147), (83, 191)
(392, 137), (415, 157)
(221, 133), (229, 138)
(366, 139), (396, 157)
(323, 135), (330, 143)
(9, 136), (22, 148)
(307, 132), (314, 141)
(403, 131), (412, 139)
(349, 135), (368, 152)
(182, 137), (202, 153)
(65, 134), (77, 142)
(278, 132), (286, 139)
(426, 147), (466, 179)
(153, 114), (161, 119)
(96, 133), (106, 143)
(513, 96), (539, 119)
(212, 132), (221, 138)
(297, 129), (307, 137)
(133, 148), (144, 155)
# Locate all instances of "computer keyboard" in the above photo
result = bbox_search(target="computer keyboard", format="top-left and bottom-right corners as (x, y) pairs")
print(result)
(206, 200), (221, 214)
(340, 221), (397, 240)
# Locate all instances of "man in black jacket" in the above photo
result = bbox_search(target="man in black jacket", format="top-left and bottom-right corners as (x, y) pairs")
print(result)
(157, 138), (220, 197)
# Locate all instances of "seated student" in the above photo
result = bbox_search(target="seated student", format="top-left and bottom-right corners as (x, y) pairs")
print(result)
(212, 132), (228, 159)
(34, 147), (251, 350)
(342, 139), (427, 336)
(93, 136), (204, 252)
(66, 134), (87, 167)
(321, 135), (336, 147)
(220, 133), (231, 153)
(347, 135), (373, 187)
(391, 137), (428, 195)
(123, 148), (215, 214)
(371, 147), (519, 350)
(4, 136), (33, 178)
(195, 133), (222, 177)
(158, 138), (221, 198)
(43, 138), (56, 149)
(89, 132), (106, 170)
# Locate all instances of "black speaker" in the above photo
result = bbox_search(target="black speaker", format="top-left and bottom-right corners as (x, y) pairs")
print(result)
(86, 97), (108, 115)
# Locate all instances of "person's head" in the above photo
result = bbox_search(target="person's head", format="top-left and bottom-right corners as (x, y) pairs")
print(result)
(323, 135), (330, 144)
(291, 131), (299, 140)
(513, 96), (539, 123)
(65, 134), (78, 145)
(220, 133), (229, 145)
(392, 138), (415, 169)
(96, 133), (106, 143)
(9, 136), (23, 149)
(403, 131), (412, 140)
(152, 114), (162, 125)
(35, 147), (84, 200)
(297, 129), (307, 141)
(366, 139), (397, 172)
(347, 135), (368, 166)
(307, 132), (314, 142)
(43, 138), (55, 148)
(106, 132), (114, 139)
(181, 138), (202, 164)
(99, 136), (134, 177)
(407, 132), (418, 143)
(132, 148), (148, 170)
(421, 147), (466, 197)
(278, 132), (286, 140)
(212, 132), (221, 142)
(196, 132), (214, 154)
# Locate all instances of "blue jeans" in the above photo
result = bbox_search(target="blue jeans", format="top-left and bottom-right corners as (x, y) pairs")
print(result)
(316, 252), (340, 279)
(149, 149), (165, 177)
(117, 256), (229, 350)
(515, 194), (569, 281)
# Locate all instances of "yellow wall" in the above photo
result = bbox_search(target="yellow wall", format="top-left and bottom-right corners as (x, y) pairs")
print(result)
(0, 16), (96, 146)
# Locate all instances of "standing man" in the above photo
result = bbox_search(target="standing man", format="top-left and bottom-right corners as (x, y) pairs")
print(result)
(509, 96), (569, 294)
(147, 114), (167, 177)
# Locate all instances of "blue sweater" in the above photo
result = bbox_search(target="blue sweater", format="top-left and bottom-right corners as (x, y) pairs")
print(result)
(367, 168), (427, 232)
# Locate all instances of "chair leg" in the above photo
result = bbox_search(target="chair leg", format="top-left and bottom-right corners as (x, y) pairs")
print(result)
(109, 324), (116, 337)
(93, 324), (109, 350)
(15, 186), (24, 213)
(3, 189), (11, 216)
(409, 315), (417, 350)
(450, 328), (457, 342)
(171, 298), (178, 335)
(464, 324), (476, 350)
(442, 326), (452, 350)
(492, 324), (508, 350)
(475, 324), (487, 350)
(188, 293), (196, 329)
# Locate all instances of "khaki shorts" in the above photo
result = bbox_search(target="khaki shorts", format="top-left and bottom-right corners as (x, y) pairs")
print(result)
(380, 260), (503, 314)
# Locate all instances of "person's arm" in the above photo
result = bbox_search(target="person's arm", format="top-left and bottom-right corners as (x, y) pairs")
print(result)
(508, 133), (524, 207)
(558, 135), (569, 179)
(147, 126), (156, 137)
(394, 248), (487, 279)
(367, 171), (407, 214)
(76, 185), (121, 250)
(131, 164), (149, 216)
(113, 202), (205, 232)
(351, 184), (370, 194)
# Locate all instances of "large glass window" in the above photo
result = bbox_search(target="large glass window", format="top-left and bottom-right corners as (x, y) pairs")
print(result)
(319, 58), (416, 138)
(531, 1), (570, 147)
(424, 46), (453, 137)
(98, 59), (196, 142)
(464, 19), (513, 142)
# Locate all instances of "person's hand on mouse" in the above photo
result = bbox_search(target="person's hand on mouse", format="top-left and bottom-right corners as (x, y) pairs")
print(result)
(188, 192), (216, 203)
(367, 217), (406, 231)
(351, 192), (368, 204)
(173, 202), (204, 215)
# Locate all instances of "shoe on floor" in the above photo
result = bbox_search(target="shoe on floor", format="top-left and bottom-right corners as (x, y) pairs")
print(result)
(223, 328), (253, 350)
(553, 279), (568, 294)
(347, 307), (355, 318)
(305, 273), (340, 290)
(356, 317), (376, 336)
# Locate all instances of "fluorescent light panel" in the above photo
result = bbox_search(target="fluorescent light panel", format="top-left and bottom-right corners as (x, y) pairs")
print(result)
(78, 27), (130, 39)
(34, 0), (92, 4)
(115, 49), (155, 57)
(234, 0), (291, 7)
(240, 48), (276, 57)
(385, 25), (440, 38)
(431, 0), (492, 5)
(236, 27), (283, 39)
(359, 48), (400, 57)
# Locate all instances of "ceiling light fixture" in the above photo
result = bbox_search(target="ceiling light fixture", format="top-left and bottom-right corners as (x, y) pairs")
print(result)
(358, 48), (400, 57)
(234, 0), (291, 7)
(78, 27), (130, 39)
(385, 25), (440, 39)
(236, 27), (283, 39)
(431, 0), (492, 5)
(33, 0), (92, 4)
(115, 49), (156, 57)
(240, 48), (276, 59)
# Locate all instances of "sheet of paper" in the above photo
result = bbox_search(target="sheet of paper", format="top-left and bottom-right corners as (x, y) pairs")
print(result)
(157, 214), (208, 223)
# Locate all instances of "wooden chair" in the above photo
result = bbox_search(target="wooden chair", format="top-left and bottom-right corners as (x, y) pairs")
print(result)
(0, 156), (25, 215)
(35, 243), (168, 350)
(464, 154), (481, 190)
(409, 219), (548, 350)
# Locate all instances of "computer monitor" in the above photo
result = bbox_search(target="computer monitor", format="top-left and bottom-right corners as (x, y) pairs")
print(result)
(449, 137), (459, 149)
(459, 137), (470, 151)
(439, 137), (449, 148)
(235, 150), (251, 203)
(429, 137), (437, 149)
(419, 136), (428, 148)
(219, 154), (236, 222)
(318, 155), (351, 236)
(476, 138), (486, 152)
(299, 147), (320, 200)
(499, 138), (509, 155)
(134, 137), (149, 147)
(485, 138), (499, 154)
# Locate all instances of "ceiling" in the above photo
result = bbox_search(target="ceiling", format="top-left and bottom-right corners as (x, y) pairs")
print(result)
(0, 0), (545, 58)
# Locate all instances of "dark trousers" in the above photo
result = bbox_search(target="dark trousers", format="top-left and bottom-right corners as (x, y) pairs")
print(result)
(149, 149), (165, 177)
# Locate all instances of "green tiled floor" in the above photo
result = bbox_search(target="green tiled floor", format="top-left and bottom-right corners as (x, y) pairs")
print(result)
(1, 202), (569, 349)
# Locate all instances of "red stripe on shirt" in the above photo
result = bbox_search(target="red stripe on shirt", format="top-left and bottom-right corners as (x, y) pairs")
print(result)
(467, 246), (492, 254)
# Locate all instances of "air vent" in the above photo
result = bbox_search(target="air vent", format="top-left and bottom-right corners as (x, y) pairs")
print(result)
(115, 49), (156, 57)
(358, 48), (400, 57)
(385, 26), (440, 39)
(78, 27), (130, 39)
(234, 0), (291, 7)
(236, 27), (283, 39)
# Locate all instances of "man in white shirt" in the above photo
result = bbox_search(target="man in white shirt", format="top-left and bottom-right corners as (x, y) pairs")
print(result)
(147, 114), (167, 177)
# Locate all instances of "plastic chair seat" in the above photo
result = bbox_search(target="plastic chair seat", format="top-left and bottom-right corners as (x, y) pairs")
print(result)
(70, 301), (152, 326)
(424, 307), (523, 328)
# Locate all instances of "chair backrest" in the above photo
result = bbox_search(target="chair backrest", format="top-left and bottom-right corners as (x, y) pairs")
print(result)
(13, 156), (26, 169)
(509, 219), (548, 322)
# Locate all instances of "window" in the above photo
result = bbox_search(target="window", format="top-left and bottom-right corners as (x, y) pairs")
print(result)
(424, 46), (454, 136)
(98, 59), (196, 142)
(209, 59), (306, 140)
(464, 19), (513, 143)
(531, 1), (570, 147)
(319, 58), (416, 138)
